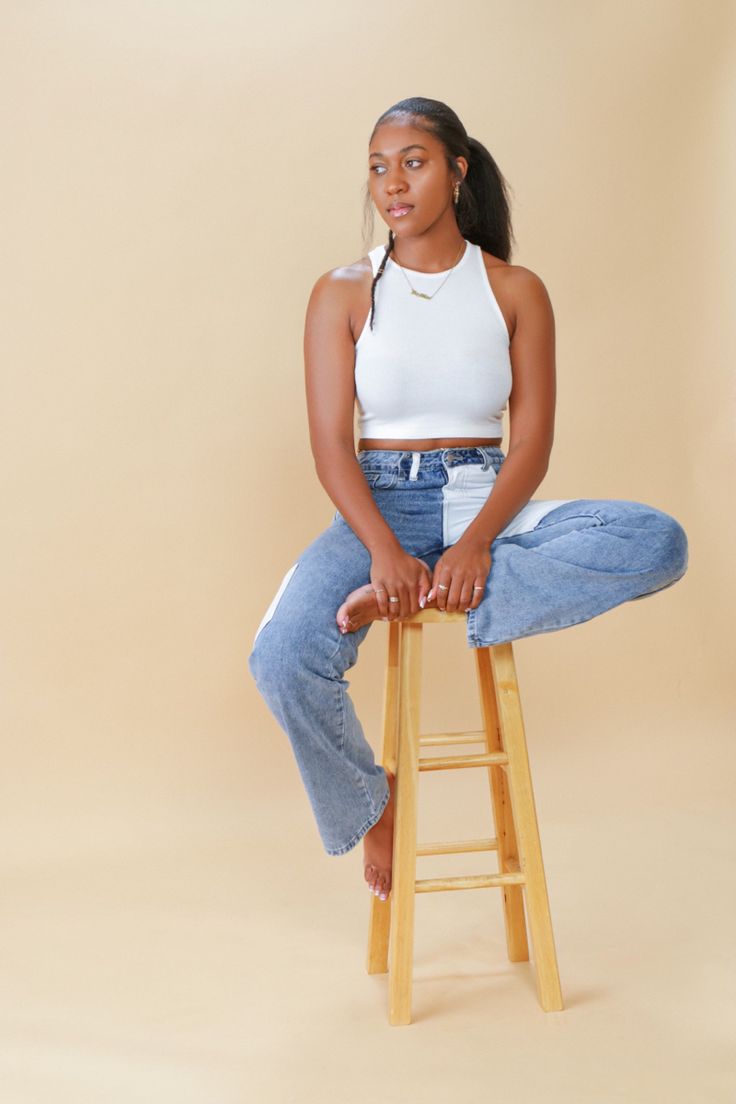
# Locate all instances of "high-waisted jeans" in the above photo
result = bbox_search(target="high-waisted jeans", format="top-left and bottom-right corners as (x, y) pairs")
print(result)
(247, 446), (689, 857)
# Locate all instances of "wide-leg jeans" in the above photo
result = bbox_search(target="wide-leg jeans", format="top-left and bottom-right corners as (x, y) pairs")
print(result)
(247, 447), (689, 856)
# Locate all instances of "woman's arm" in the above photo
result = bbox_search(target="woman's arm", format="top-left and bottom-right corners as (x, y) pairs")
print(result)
(459, 267), (557, 547)
(303, 266), (401, 554)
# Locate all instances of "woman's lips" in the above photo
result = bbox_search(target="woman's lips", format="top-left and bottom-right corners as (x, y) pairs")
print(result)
(388, 205), (414, 217)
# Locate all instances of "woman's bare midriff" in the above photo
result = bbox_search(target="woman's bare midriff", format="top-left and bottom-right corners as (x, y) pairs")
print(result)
(357, 437), (502, 451)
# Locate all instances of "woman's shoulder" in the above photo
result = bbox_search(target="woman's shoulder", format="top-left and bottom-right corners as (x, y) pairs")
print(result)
(478, 248), (547, 291)
(310, 251), (375, 289)
(305, 254), (375, 331)
(478, 250), (552, 340)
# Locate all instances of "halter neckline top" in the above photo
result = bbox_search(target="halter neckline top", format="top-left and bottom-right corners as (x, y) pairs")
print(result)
(354, 238), (512, 440)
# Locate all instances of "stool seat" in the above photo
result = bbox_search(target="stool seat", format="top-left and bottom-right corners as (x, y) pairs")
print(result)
(366, 609), (564, 1025)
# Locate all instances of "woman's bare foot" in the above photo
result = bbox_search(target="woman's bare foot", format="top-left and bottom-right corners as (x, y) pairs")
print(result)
(363, 768), (396, 900)
(337, 564), (436, 634)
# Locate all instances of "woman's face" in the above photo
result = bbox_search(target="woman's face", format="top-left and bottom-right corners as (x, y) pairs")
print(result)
(367, 120), (465, 237)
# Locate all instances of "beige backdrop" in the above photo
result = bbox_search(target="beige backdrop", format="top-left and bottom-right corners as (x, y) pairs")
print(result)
(2, 1), (734, 1101)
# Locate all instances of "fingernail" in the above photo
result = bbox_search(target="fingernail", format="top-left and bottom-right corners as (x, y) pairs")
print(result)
(427, 591), (434, 601)
(419, 596), (426, 608)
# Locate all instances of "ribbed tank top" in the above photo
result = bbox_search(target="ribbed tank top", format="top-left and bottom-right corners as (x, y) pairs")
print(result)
(354, 238), (511, 440)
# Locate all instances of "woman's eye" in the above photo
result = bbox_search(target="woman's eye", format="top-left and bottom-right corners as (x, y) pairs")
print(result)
(370, 159), (423, 174)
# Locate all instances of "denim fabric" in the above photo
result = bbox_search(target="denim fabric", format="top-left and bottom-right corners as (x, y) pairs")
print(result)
(247, 446), (688, 856)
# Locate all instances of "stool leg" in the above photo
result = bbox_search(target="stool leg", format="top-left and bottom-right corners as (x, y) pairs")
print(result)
(388, 621), (422, 1025)
(474, 645), (530, 964)
(489, 642), (564, 1012)
(366, 621), (400, 975)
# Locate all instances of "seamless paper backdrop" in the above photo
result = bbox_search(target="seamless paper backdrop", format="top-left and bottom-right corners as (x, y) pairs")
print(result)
(0, 2), (734, 1100)
(3, 0), (731, 861)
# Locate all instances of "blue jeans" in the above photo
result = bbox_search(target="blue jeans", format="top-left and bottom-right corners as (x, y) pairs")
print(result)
(247, 447), (688, 856)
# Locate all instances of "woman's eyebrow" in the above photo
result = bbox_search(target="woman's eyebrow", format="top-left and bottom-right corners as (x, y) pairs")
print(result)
(369, 144), (429, 159)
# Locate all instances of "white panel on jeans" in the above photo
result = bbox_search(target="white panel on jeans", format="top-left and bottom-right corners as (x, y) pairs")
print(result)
(253, 561), (299, 647)
(442, 463), (576, 546)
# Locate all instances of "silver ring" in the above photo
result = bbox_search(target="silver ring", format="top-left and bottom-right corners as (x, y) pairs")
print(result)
(437, 584), (449, 591)
(388, 596), (399, 603)
(473, 586), (483, 590)
(374, 587), (385, 594)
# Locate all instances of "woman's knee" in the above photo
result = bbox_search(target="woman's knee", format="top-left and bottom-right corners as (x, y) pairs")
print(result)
(250, 613), (325, 688)
(249, 593), (358, 700)
(613, 500), (689, 584)
(650, 507), (689, 581)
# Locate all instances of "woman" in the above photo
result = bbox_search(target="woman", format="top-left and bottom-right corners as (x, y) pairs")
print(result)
(247, 97), (688, 904)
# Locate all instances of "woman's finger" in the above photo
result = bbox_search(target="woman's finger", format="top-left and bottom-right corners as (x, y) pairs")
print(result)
(389, 580), (404, 621)
(396, 582), (410, 621)
(417, 560), (433, 609)
(433, 572), (452, 611)
(456, 579), (474, 613)
(445, 575), (467, 613)
(465, 578), (488, 612)
(373, 582), (389, 620)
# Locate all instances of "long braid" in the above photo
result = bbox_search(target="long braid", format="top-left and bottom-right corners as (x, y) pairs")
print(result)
(369, 230), (396, 331)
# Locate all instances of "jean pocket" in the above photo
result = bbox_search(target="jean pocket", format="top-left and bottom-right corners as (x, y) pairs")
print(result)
(360, 468), (399, 490)
(459, 462), (499, 490)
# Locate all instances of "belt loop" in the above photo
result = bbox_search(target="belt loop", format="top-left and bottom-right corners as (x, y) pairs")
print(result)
(409, 451), (421, 481)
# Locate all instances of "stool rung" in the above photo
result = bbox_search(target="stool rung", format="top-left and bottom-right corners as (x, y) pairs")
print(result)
(417, 836), (498, 857)
(419, 729), (487, 746)
(415, 869), (526, 893)
(418, 751), (509, 771)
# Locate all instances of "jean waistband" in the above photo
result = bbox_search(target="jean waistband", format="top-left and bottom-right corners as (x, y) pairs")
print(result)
(357, 445), (505, 473)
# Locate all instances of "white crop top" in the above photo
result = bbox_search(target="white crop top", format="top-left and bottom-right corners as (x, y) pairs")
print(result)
(354, 238), (512, 440)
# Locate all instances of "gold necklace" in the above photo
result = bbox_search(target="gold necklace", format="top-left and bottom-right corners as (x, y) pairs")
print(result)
(391, 239), (467, 300)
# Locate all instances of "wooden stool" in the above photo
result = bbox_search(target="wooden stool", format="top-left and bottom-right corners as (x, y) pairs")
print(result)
(366, 609), (564, 1026)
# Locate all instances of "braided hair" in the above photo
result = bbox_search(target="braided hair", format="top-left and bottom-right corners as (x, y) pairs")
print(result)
(368, 229), (397, 331)
(365, 96), (516, 332)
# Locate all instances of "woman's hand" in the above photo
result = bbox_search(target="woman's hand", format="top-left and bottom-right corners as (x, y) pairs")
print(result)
(370, 545), (433, 621)
(427, 537), (491, 613)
